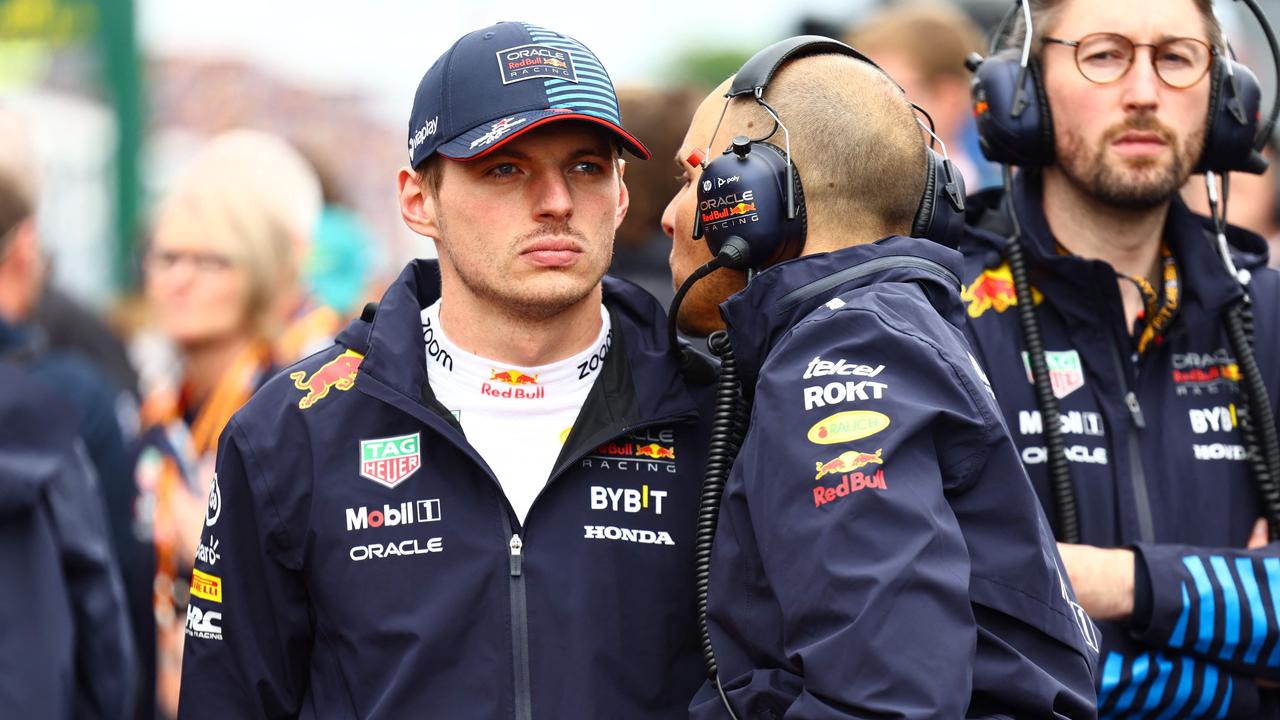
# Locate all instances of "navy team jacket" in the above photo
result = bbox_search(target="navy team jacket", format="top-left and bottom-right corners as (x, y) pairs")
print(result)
(961, 172), (1280, 718)
(689, 236), (1099, 719)
(176, 260), (711, 719)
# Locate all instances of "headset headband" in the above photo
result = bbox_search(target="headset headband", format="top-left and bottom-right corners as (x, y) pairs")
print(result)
(728, 37), (883, 98)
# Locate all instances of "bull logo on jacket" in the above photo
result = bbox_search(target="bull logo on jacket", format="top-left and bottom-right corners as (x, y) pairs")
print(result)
(961, 262), (1042, 319)
(291, 349), (364, 410)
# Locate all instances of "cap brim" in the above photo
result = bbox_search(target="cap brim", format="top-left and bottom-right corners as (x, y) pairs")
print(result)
(437, 109), (650, 161)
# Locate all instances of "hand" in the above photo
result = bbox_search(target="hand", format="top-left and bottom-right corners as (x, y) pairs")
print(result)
(1056, 543), (1135, 622)
(1248, 518), (1269, 550)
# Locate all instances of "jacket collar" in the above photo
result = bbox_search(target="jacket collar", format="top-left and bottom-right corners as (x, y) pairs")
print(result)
(351, 259), (699, 427)
(964, 171), (1265, 326)
(719, 236), (966, 388)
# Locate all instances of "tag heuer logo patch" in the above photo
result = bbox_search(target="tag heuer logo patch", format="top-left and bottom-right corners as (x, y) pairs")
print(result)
(1022, 350), (1085, 399)
(497, 43), (578, 84)
(360, 433), (422, 488)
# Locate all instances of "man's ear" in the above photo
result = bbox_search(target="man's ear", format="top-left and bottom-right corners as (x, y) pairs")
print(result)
(614, 159), (630, 231)
(398, 167), (440, 239)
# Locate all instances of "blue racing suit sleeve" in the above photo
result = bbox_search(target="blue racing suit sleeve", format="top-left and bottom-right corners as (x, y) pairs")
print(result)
(177, 419), (312, 719)
(737, 307), (976, 717)
(1131, 541), (1280, 680)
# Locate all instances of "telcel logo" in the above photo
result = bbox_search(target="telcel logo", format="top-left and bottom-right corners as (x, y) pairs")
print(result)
(346, 499), (441, 531)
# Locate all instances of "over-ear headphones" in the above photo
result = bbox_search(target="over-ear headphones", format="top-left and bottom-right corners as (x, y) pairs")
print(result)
(692, 36), (968, 272)
(968, 0), (1278, 174)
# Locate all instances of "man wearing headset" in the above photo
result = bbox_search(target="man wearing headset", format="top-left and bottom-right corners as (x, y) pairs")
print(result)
(961, 0), (1280, 715)
(665, 45), (1098, 718)
(177, 22), (712, 717)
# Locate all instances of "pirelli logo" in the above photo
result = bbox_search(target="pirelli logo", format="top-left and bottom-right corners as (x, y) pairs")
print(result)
(191, 568), (223, 603)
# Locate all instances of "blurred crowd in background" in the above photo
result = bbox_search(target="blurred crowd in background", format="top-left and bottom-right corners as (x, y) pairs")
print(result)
(2, 0), (1279, 717)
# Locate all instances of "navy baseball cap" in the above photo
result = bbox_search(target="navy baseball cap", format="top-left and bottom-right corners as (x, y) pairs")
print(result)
(407, 21), (650, 168)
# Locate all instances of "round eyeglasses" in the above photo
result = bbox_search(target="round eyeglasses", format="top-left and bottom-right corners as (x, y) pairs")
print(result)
(1042, 32), (1213, 89)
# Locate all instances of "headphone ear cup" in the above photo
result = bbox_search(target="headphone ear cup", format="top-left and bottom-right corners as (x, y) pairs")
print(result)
(697, 141), (806, 270)
(971, 49), (1054, 167)
(912, 150), (967, 249)
(1195, 56), (1266, 174)
(911, 152), (938, 239)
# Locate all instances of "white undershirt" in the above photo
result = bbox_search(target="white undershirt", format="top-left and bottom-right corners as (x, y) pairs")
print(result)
(421, 300), (611, 523)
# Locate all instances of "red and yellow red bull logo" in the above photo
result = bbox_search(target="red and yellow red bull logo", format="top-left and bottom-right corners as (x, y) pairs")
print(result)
(635, 443), (676, 460)
(973, 100), (989, 117)
(290, 349), (364, 410)
(490, 369), (540, 385)
(814, 448), (882, 480)
(483, 369), (545, 399)
(960, 263), (1042, 319)
(813, 469), (887, 508)
(700, 202), (757, 224)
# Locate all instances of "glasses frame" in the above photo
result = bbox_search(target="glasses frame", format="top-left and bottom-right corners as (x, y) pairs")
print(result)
(1042, 32), (1214, 89)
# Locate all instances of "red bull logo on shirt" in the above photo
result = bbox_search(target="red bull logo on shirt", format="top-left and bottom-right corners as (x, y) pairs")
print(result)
(814, 448), (883, 480)
(483, 369), (545, 399)
(290, 349), (364, 410)
(813, 469), (887, 508)
(635, 443), (676, 460)
(961, 263), (1042, 319)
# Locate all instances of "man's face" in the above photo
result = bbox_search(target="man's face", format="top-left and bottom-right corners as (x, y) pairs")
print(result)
(424, 123), (627, 320)
(661, 84), (747, 336)
(1041, 0), (1211, 208)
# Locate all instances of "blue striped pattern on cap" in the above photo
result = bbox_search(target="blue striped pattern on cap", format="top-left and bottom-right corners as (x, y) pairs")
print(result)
(523, 23), (622, 125)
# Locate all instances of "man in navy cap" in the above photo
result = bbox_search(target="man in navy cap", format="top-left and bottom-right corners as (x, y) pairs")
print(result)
(178, 22), (711, 718)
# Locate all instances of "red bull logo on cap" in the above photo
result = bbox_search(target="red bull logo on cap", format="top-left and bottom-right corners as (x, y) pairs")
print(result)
(814, 448), (883, 480)
(290, 349), (364, 410)
(960, 263), (1042, 319)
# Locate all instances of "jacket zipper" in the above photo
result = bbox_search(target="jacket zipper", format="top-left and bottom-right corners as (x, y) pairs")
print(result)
(500, 414), (692, 720)
(1109, 341), (1155, 543)
(503, 513), (532, 720)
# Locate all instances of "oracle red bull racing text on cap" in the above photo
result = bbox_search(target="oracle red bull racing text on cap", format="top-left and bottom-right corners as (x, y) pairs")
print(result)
(407, 21), (650, 168)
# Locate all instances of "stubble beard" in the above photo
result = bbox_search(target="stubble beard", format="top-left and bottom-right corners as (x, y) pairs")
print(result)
(439, 220), (612, 322)
(1056, 114), (1204, 210)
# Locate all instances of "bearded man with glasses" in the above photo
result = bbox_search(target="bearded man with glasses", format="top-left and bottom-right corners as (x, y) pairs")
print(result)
(960, 0), (1280, 716)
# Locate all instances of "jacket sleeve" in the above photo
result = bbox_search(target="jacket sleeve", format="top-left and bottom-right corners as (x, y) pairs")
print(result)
(177, 418), (313, 719)
(47, 440), (138, 720)
(1130, 541), (1280, 679)
(1094, 644), (1266, 717)
(739, 307), (976, 718)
